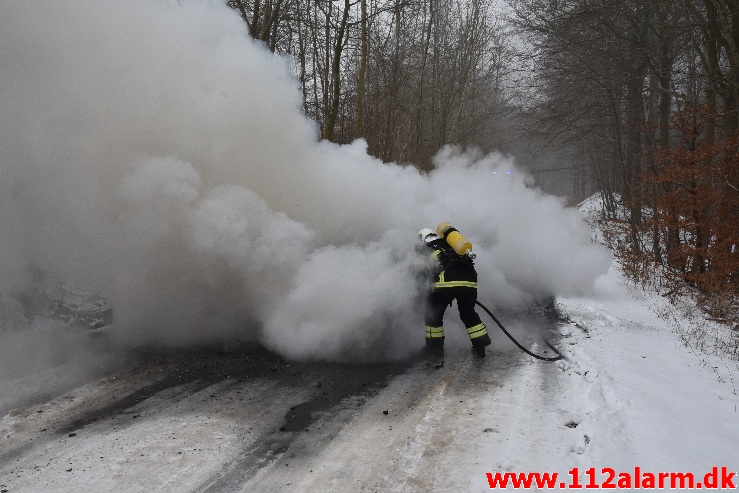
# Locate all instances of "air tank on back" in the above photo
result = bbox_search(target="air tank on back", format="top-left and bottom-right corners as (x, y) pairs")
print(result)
(437, 222), (474, 257)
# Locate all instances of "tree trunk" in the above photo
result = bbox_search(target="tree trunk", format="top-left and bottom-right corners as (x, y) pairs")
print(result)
(354, 0), (368, 139)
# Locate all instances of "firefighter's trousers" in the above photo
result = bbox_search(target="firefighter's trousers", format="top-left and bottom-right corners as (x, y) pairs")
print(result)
(424, 287), (491, 348)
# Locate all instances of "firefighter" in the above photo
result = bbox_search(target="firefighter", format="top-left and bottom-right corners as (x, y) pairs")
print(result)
(417, 226), (492, 358)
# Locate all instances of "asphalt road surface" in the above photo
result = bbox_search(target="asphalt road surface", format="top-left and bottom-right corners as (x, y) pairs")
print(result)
(0, 307), (567, 492)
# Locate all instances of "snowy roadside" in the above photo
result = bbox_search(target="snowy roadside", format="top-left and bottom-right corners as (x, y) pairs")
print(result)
(552, 262), (739, 486)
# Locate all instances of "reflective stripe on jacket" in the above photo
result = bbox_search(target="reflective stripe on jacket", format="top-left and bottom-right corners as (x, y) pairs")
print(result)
(433, 271), (477, 289)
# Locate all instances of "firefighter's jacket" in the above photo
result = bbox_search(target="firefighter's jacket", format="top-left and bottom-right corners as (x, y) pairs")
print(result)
(419, 239), (478, 290)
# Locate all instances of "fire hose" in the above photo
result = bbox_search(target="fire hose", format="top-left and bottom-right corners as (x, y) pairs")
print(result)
(475, 300), (564, 362)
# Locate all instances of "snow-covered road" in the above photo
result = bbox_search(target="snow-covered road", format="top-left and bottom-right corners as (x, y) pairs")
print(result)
(0, 309), (576, 492)
(3, 265), (739, 492)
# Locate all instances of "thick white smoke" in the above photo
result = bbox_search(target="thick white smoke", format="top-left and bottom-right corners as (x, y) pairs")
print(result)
(0, 0), (611, 365)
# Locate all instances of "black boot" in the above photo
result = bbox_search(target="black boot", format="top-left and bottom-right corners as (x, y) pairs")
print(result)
(423, 338), (445, 358)
(472, 345), (486, 358)
(473, 333), (492, 348)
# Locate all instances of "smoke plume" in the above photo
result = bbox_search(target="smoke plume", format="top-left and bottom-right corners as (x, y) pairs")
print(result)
(0, 0), (611, 368)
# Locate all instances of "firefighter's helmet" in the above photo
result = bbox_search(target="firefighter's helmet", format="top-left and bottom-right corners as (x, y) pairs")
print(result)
(418, 228), (440, 243)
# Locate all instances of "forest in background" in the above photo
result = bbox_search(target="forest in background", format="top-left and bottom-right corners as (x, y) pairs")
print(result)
(224, 0), (739, 326)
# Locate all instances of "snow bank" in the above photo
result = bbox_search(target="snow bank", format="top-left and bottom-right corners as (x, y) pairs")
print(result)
(553, 264), (739, 480)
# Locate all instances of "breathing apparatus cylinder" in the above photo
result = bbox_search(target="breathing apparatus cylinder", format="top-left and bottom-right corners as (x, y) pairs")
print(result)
(437, 222), (473, 257)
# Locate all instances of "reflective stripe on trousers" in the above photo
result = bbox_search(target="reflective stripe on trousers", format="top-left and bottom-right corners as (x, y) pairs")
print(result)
(425, 326), (445, 338)
(466, 323), (488, 339)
